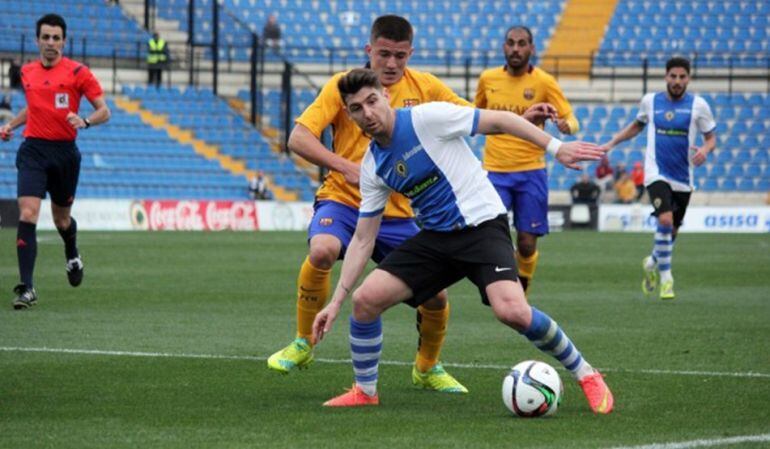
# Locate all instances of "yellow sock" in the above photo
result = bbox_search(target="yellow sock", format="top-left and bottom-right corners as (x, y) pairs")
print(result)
(414, 303), (449, 373)
(295, 256), (331, 343)
(516, 250), (539, 292)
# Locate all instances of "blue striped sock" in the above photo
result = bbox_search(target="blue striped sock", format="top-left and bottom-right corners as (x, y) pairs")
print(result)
(350, 316), (382, 396)
(522, 307), (591, 379)
(654, 224), (673, 280)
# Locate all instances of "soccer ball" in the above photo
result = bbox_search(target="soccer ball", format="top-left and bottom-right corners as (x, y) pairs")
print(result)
(502, 360), (563, 417)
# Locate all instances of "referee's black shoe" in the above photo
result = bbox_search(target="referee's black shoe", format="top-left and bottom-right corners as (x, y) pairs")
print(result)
(66, 256), (84, 287)
(12, 284), (38, 310)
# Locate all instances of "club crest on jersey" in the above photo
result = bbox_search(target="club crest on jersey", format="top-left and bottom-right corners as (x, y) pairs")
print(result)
(653, 198), (662, 208)
(395, 160), (408, 177)
(665, 111), (675, 121)
(319, 217), (333, 226)
(403, 98), (419, 107)
(523, 88), (535, 100)
(55, 93), (69, 109)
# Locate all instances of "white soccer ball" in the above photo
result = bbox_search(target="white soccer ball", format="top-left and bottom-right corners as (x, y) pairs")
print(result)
(502, 360), (563, 417)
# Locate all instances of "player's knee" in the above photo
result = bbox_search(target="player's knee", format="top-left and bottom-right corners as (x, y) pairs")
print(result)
(490, 294), (530, 331)
(18, 206), (40, 223)
(516, 237), (537, 257)
(351, 288), (383, 321)
(53, 216), (71, 231)
(307, 243), (338, 269)
(658, 213), (674, 227)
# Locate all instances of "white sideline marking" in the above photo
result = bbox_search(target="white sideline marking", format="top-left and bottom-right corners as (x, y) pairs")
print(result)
(0, 346), (769, 379)
(603, 433), (770, 449)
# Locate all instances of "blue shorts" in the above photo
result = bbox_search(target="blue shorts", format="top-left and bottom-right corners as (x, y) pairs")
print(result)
(308, 200), (420, 263)
(488, 169), (548, 236)
(16, 138), (81, 207)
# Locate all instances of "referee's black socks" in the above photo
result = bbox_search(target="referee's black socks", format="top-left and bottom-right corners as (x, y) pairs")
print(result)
(58, 217), (79, 260)
(17, 221), (37, 287)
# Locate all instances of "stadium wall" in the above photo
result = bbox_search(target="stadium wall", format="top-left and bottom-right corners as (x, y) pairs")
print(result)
(1, 200), (767, 234)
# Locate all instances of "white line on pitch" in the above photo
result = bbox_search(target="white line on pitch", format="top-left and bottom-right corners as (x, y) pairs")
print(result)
(603, 433), (770, 449)
(0, 346), (768, 379)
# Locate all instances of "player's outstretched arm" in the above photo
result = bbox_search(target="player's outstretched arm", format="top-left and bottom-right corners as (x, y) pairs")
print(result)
(313, 214), (382, 344)
(288, 123), (361, 186)
(476, 109), (605, 169)
(600, 120), (644, 151)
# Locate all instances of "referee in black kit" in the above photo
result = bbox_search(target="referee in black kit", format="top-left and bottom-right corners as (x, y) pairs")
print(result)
(0, 14), (110, 309)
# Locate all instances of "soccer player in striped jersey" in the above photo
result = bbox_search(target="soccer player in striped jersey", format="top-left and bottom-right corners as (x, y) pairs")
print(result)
(266, 15), (472, 393)
(601, 57), (716, 300)
(474, 26), (579, 295)
(313, 68), (614, 414)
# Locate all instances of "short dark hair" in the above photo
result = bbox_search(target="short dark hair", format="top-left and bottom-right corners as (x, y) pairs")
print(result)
(505, 25), (533, 44)
(370, 15), (413, 44)
(37, 13), (67, 39)
(338, 68), (382, 104)
(666, 57), (690, 74)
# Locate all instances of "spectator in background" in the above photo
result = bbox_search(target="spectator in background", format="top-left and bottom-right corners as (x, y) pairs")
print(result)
(8, 60), (22, 90)
(263, 14), (281, 51)
(147, 31), (169, 88)
(570, 173), (600, 205)
(249, 170), (271, 200)
(0, 90), (13, 124)
(630, 161), (644, 200)
(594, 155), (614, 201)
(614, 170), (636, 204)
(613, 161), (626, 182)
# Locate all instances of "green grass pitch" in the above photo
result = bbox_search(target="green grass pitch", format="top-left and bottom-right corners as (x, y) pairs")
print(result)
(1, 229), (768, 448)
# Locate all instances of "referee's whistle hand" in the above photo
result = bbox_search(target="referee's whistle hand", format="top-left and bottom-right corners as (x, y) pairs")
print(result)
(0, 124), (12, 141)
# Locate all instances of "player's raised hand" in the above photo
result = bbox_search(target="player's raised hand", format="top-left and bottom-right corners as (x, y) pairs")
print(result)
(312, 302), (341, 345)
(556, 141), (607, 170)
(522, 103), (557, 126)
(66, 111), (86, 130)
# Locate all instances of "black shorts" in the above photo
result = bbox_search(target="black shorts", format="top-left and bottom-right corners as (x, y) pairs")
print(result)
(16, 138), (81, 207)
(646, 180), (691, 228)
(377, 214), (519, 308)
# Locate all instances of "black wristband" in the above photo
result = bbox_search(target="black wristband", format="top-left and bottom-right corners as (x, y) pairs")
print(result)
(83, 118), (91, 129)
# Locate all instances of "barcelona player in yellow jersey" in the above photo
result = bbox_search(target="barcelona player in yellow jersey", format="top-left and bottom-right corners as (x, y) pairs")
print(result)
(266, 15), (472, 392)
(475, 26), (579, 294)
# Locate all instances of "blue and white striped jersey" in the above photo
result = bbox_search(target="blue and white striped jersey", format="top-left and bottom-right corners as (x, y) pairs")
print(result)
(636, 92), (716, 191)
(359, 102), (506, 231)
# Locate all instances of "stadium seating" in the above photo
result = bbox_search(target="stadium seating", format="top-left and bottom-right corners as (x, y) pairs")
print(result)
(154, 0), (565, 65)
(122, 85), (317, 201)
(464, 93), (770, 193)
(597, 1), (769, 68)
(0, 0), (150, 59)
(0, 90), (261, 200)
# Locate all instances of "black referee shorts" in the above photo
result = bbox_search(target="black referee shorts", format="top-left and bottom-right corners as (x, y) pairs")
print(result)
(378, 214), (519, 308)
(646, 180), (691, 228)
(16, 138), (81, 207)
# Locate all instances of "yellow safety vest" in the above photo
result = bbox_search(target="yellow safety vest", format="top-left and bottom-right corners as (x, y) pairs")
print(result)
(147, 38), (167, 64)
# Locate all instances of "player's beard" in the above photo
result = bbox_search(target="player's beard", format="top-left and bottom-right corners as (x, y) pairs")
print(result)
(667, 83), (687, 100)
(506, 53), (529, 72)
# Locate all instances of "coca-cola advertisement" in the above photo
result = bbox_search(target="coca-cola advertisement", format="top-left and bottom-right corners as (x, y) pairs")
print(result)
(132, 200), (259, 231)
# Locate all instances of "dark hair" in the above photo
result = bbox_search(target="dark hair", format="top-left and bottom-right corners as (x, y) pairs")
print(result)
(37, 13), (67, 39)
(505, 25), (533, 44)
(666, 57), (690, 74)
(338, 68), (382, 103)
(370, 15), (413, 44)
